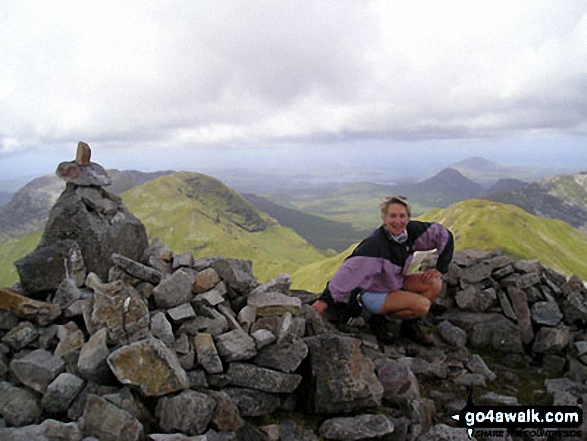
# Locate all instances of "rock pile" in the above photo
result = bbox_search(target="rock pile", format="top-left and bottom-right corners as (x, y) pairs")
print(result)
(2, 148), (587, 440)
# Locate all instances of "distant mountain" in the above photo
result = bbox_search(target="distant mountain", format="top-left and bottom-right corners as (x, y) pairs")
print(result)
(485, 172), (587, 234)
(120, 172), (329, 283)
(400, 167), (485, 207)
(291, 199), (587, 291)
(0, 192), (12, 207)
(278, 167), (485, 231)
(0, 169), (174, 240)
(451, 156), (573, 186)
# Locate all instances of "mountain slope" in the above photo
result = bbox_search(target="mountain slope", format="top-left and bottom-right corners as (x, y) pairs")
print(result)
(486, 172), (587, 234)
(291, 199), (587, 292)
(0, 169), (174, 240)
(243, 193), (370, 252)
(121, 172), (329, 283)
(419, 199), (587, 279)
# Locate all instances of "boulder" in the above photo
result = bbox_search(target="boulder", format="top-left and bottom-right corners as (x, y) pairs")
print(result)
(107, 338), (189, 397)
(304, 335), (383, 413)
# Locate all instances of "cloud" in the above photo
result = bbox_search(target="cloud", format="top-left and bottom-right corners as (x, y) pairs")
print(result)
(1, 0), (586, 156)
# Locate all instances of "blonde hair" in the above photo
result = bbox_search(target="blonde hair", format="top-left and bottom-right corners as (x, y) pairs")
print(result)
(380, 196), (411, 218)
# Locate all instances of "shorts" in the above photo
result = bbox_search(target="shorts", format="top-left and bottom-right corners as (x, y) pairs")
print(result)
(359, 291), (388, 314)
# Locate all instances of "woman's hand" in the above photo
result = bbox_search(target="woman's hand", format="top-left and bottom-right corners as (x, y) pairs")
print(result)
(419, 269), (442, 284)
(312, 299), (328, 316)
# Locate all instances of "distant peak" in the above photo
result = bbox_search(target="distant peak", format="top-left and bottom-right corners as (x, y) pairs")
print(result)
(452, 157), (500, 169)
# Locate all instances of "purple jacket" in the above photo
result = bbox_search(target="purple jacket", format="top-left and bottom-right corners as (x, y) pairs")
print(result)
(324, 221), (454, 304)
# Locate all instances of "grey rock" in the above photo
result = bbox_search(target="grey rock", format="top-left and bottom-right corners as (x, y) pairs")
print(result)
(9, 348), (65, 393)
(151, 311), (175, 345)
(460, 261), (493, 284)
(466, 354), (497, 381)
(210, 390), (245, 432)
(253, 339), (308, 373)
(77, 328), (115, 383)
(0, 310), (18, 330)
(15, 239), (85, 299)
(468, 314), (524, 353)
(224, 387), (281, 417)
(195, 333), (224, 374)
(508, 287), (534, 345)
(168, 303), (196, 325)
(211, 258), (258, 296)
(156, 390), (216, 436)
(0, 419), (82, 441)
(53, 278), (85, 309)
(56, 160), (112, 186)
(0, 381), (42, 426)
(251, 329), (276, 350)
(376, 359), (420, 406)
(194, 289), (226, 308)
(532, 325), (570, 355)
(1, 320), (38, 351)
(455, 285), (496, 312)
(305, 334), (383, 413)
(453, 373), (487, 387)
(247, 292), (301, 317)
(33, 184), (147, 284)
(103, 386), (153, 429)
(318, 414), (394, 441)
(237, 305), (257, 333)
(111, 253), (164, 285)
(437, 320), (467, 347)
(227, 362), (302, 393)
(215, 329), (257, 362)
(248, 274), (291, 297)
(153, 268), (196, 309)
(81, 394), (143, 441)
(172, 251), (194, 271)
(514, 259), (543, 274)
(41, 372), (85, 414)
(531, 300), (563, 326)
(107, 338), (189, 397)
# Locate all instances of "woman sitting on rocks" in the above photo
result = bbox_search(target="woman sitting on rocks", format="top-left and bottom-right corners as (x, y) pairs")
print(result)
(312, 196), (454, 345)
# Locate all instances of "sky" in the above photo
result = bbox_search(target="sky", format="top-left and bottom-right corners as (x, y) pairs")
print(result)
(1, 0), (587, 187)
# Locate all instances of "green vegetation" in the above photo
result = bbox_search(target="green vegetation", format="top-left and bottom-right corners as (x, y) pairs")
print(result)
(121, 172), (330, 283)
(291, 199), (587, 292)
(0, 230), (42, 287)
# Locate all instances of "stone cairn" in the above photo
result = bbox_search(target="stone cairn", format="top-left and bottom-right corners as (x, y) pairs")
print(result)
(1, 146), (587, 440)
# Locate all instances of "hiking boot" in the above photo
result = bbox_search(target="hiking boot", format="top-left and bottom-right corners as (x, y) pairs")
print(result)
(400, 319), (434, 346)
(368, 315), (394, 344)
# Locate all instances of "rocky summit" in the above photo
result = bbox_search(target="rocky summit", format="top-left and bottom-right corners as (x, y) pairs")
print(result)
(2, 149), (587, 440)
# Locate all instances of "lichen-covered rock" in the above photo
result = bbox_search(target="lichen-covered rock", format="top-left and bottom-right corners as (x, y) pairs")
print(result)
(107, 338), (189, 397)
(0, 288), (62, 325)
(83, 278), (150, 345)
(226, 362), (302, 394)
(304, 335), (383, 413)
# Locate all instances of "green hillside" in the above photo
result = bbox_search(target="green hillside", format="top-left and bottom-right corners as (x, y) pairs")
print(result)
(291, 199), (587, 293)
(121, 172), (330, 283)
(0, 231), (42, 288)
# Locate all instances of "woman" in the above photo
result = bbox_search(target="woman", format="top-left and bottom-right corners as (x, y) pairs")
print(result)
(312, 196), (454, 345)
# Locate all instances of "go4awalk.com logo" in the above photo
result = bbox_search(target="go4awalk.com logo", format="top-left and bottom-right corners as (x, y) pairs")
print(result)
(451, 390), (582, 439)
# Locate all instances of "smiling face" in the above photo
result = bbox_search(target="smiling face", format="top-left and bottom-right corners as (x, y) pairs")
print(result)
(383, 202), (410, 235)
